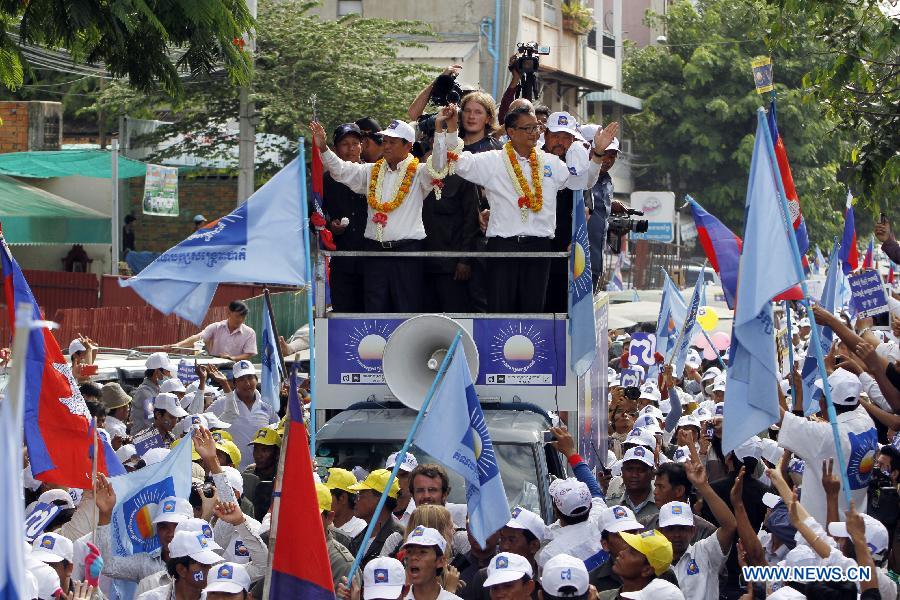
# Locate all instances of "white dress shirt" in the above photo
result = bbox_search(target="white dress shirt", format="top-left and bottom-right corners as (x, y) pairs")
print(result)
(208, 390), (277, 469)
(672, 532), (728, 600)
(432, 131), (601, 238)
(320, 149), (432, 242)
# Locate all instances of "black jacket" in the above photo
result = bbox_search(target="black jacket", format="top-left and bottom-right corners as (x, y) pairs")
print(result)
(422, 174), (481, 273)
(322, 172), (368, 272)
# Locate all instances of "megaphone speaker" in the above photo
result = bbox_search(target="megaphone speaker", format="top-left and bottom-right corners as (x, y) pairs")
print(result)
(382, 314), (479, 411)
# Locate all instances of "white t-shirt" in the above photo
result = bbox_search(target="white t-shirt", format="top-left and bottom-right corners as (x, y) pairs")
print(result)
(208, 391), (277, 469)
(779, 406), (877, 524)
(336, 515), (367, 539)
(404, 587), (462, 600)
(673, 532), (728, 600)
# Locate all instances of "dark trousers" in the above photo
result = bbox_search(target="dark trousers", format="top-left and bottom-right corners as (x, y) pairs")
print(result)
(486, 236), (551, 313)
(363, 239), (424, 312)
(329, 259), (365, 313)
(423, 271), (472, 313)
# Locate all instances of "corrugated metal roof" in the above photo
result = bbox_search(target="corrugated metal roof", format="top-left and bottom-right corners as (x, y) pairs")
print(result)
(396, 41), (479, 60)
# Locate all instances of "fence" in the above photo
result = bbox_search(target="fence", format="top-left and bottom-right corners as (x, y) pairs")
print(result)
(601, 241), (699, 290)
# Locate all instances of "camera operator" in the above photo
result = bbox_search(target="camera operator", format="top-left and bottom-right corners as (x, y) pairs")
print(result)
(497, 54), (522, 122)
(408, 65), (463, 121)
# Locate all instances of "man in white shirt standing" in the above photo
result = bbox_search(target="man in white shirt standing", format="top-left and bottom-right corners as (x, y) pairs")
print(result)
(430, 104), (618, 312)
(310, 118), (435, 312)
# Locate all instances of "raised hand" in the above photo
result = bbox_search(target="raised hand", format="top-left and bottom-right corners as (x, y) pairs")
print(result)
(730, 466), (746, 508)
(550, 425), (576, 458)
(844, 501), (866, 542)
(193, 427), (219, 465)
(821, 458), (841, 496)
(593, 122), (619, 153)
(94, 473), (117, 519)
(213, 500), (246, 526)
(70, 581), (95, 600)
(684, 441), (708, 487)
(309, 121), (328, 151)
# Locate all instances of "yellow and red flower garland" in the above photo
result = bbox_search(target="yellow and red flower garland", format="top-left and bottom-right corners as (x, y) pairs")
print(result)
(368, 155), (419, 241)
(502, 142), (543, 222)
(425, 138), (465, 200)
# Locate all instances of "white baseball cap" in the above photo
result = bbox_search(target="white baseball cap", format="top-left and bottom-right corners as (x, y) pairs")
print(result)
(620, 578), (685, 600)
(363, 557), (406, 600)
(167, 530), (222, 564)
(115, 443), (138, 463)
(31, 533), (73, 564)
(160, 378), (186, 394)
(484, 552), (533, 587)
(546, 111), (578, 136)
(694, 407), (712, 421)
(624, 428), (655, 449)
(600, 505), (643, 533)
(712, 402), (725, 420)
(145, 352), (172, 371)
(153, 496), (193, 524)
(686, 349), (702, 369)
(701, 367), (721, 382)
(385, 451), (418, 473)
(30, 562), (61, 600)
(152, 392), (188, 418)
(142, 447), (170, 465)
(541, 554), (589, 595)
(505, 506), (549, 542)
(622, 446), (655, 469)
(658, 501), (694, 528)
(205, 562), (251, 594)
(634, 414), (662, 432)
(799, 318), (811, 328)
(672, 446), (691, 463)
(378, 119), (416, 143)
(176, 518), (220, 550)
(828, 515), (890, 559)
(550, 478), (592, 517)
(676, 415), (701, 430)
(828, 368), (862, 405)
(37, 489), (76, 510)
(734, 436), (764, 462)
(639, 405), (663, 420)
(712, 377), (727, 393)
(767, 586), (807, 599)
(177, 413), (209, 437)
(68, 339), (86, 356)
(402, 525), (447, 554)
(639, 384), (661, 403)
(759, 438), (784, 465)
(232, 360), (256, 380)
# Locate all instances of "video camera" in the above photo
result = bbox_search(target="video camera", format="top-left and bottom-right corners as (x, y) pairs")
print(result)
(514, 42), (551, 75)
(414, 72), (466, 158)
(607, 209), (649, 254)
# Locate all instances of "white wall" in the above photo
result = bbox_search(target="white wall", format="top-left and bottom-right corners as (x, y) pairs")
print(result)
(24, 176), (115, 216)
(11, 244), (112, 275)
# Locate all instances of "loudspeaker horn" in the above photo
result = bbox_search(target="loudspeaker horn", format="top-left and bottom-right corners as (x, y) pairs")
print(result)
(382, 314), (479, 411)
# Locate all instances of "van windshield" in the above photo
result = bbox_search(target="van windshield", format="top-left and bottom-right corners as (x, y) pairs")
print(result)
(315, 441), (542, 516)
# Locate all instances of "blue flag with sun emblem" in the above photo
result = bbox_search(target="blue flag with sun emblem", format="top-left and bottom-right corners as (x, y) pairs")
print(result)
(260, 297), (283, 412)
(413, 344), (510, 548)
(568, 190), (597, 377)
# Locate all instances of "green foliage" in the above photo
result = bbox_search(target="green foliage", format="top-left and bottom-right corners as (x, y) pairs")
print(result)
(623, 0), (857, 247)
(763, 0), (899, 212)
(0, 0), (254, 95)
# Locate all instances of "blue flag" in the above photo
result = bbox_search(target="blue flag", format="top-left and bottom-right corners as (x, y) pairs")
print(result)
(800, 242), (841, 414)
(656, 268), (687, 361)
(0, 337), (26, 599)
(413, 344), (509, 548)
(723, 109), (805, 454)
(814, 245), (826, 275)
(120, 160), (307, 325)
(672, 266), (705, 377)
(260, 297), (283, 412)
(569, 190), (597, 377)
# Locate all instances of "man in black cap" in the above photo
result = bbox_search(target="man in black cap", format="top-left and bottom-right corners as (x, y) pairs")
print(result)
(355, 117), (384, 163)
(324, 123), (368, 312)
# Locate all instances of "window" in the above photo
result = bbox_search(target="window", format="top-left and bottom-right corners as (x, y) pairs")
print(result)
(523, 0), (536, 16)
(602, 33), (616, 58)
(43, 116), (60, 148)
(543, 0), (558, 25)
(337, 0), (362, 16)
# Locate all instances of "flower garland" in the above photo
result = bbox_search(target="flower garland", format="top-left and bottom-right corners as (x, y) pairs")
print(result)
(367, 154), (419, 241)
(502, 142), (543, 222)
(425, 138), (465, 200)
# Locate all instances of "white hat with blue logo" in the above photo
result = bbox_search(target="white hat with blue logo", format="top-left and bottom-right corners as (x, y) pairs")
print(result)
(541, 553), (589, 595)
(546, 112), (579, 136)
(205, 562), (251, 593)
(363, 557), (406, 600)
(377, 120), (416, 143)
(31, 532), (73, 564)
(659, 501), (694, 527)
(175, 518), (222, 551)
(152, 496), (193, 524)
(401, 525), (447, 554)
(385, 451), (418, 473)
(484, 552), (533, 587)
(232, 360), (256, 380)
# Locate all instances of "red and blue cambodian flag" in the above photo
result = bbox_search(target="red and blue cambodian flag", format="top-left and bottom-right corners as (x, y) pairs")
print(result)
(766, 101), (809, 255)
(862, 237), (874, 270)
(839, 192), (858, 274)
(1, 233), (103, 488)
(270, 365), (333, 598)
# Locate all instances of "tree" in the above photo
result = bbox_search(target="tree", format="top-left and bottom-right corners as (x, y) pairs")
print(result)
(0, 0), (253, 94)
(623, 0), (860, 247)
(764, 0), (899, 204)
(85, 0), (436, 173)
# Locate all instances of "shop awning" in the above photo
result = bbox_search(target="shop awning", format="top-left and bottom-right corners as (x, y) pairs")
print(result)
(0, 175), (111, 244)
(0, 150), (147, 179)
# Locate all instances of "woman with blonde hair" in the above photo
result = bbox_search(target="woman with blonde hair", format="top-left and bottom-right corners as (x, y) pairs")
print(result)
(381, 503), (455, 558)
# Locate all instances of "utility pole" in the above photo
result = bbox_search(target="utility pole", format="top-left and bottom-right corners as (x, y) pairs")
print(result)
(237, 0), (258, 205)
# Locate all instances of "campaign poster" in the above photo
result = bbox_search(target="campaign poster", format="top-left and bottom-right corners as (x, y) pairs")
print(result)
(473, 318), (567, 386)
(142, 164), (179, 217)
(327, 319), (405, 384)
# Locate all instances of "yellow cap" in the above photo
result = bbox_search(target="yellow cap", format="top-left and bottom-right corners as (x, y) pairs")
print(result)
(211, 430), (234, 443)
(325, 468), (358, 494)
(249, 427), (282, 447)
(315, 482), (333, 512)
(276, 415), (287, 436)
(215, 439), (242, 468)
(349, 469), (400, 499)
(620, 530), (674, 576)
(170, 436), (201, 461)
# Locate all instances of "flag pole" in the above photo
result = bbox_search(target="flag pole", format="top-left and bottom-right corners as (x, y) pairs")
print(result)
(666, 259), (707, 369)
(783, 301), (798, 408)
(698, 326), (727, 371)
(298, 138), (318, 456)
(758, 108), (852, 506)
(345, 331), (463, 584)
(263, 288), (286, 377)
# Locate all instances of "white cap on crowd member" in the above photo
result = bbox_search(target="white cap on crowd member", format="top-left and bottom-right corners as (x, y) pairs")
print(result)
(551, 478), (592, 517)
(142, 447), (170, 465)
(658, 501), (694, 528)
(30, 562), (61, 600)
(579, 124), (599, 143)
(193, 214), (207, 224)
(712, 402), (724, 420)
(115, 443), (138, 463)
(734, 436), (764, 462)
(634, 414), (662, 432)
(167, 530), (222, 564)
(202, 412), (231, 430)
(762, 492), (783, 509)
(68, 339), (86, 356)
(506, 506), (550, 541)
(694, 407), (712, 422)
(378, 119), (416, 143)
(622, 446), (655, 469)
(759, 438), (784, 465)
(676, 415), (701, 430)
(639, 405), (664, 420)
(701, 367), (721, 382)
(402, 525), (447, 554)
(828, 368), (862, 405)
(363, 557), (406, 600)
(828, 515), (890, 559)
(767, 586), (807, 599)
(781, 544), (819, 568)
(484, 552), (533, 587)
(145, 352), (172, 372)
(205, 563), (251, 594)
(221, 465), (245, 495)
(610, 459), (623, 478)
(798, 318), (811, 328)
(31, 533), (74, 564)
(620, 578), (685, 600)
(673, 446), (691, 463)
(546, 112), (579, 136)
(541, 554), (589, 595)
(160, 378), (186, 394)
(232, 360), (256, 380)
(624, 428), (655, 449)
(176, 518), (219, 548)
(153, 496), (193, 524)
(659, 399), (672, 416)
(603, 137), (621, 152)
(686, 349), (702, 370)
(385, 451), (418, 473)
(712, 377), (727, 393)
(639, 383), (661, 404)
(37, 489), (76, 510)
(152, 392), (188, 418)
(607, 367), (620, 386)
(177, 413), (209, 437)
(599, 505), (643, 533)
(876, 340), (900, 362)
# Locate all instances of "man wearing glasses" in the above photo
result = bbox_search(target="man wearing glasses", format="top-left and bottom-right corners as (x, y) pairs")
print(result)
(432, 105), (618, 312)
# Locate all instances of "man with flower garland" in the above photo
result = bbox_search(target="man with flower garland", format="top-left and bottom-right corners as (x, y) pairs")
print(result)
(431, 104), (619, 312)
(311, 118), (435, 312)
